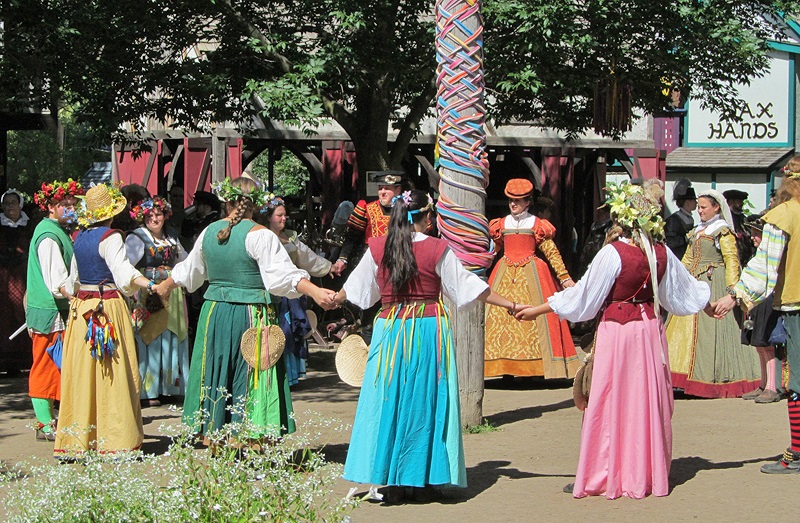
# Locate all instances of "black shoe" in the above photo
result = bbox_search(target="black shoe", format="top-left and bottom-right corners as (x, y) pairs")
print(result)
(761, 448), (800, 474)
(562, 483), (574, 493)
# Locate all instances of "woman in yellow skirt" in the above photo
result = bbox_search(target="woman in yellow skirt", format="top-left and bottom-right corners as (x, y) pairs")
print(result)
(54, 184), (154, 457)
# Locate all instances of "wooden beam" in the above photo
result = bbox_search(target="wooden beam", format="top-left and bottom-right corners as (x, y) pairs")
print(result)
(166, 144), (184, 191)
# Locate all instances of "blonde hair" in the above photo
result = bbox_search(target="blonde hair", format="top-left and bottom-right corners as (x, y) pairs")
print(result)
(776, 176), (800, 205)
(216, 177), (258, 244)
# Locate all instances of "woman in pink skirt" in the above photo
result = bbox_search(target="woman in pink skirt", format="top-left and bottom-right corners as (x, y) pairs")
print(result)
(517, 179), (712, 499)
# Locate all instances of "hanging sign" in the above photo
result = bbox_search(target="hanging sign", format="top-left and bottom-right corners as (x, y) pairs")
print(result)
(685, 51), (795, 147)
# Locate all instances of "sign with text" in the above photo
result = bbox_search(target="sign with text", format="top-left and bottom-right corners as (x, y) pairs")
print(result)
(685, 51), (795, 147)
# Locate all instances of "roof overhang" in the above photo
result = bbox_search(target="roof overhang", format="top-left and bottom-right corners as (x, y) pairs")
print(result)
(666, 147), (794, 172)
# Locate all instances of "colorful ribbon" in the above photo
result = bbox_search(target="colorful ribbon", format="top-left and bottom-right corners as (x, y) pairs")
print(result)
(435, 0), (492, 274)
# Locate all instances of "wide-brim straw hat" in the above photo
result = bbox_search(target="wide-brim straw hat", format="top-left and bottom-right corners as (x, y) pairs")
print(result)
(78, 184), (127, 225)
(336, 334), (369, 387)
(304, 309), (318, 340)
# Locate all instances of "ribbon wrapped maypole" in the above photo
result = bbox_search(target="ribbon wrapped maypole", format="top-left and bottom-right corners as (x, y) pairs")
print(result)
(435, 0), (490, 425)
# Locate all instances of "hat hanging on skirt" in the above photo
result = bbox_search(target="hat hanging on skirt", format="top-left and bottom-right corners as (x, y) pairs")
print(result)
(241, 324), (286, 371)
(336, 334), (369, 387)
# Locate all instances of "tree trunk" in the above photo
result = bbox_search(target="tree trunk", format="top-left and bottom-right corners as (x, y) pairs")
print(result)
(435, 0), (490, 428)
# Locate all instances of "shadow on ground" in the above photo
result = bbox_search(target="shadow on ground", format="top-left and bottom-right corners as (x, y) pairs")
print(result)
(669, 454), (779, 490)
(484, 398), (574, 428)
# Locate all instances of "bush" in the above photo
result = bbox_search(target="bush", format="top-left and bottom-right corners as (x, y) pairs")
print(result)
(0, 408), (358, 522)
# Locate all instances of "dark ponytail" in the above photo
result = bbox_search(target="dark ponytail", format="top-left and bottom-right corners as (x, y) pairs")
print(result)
(382, 189), (433, 292)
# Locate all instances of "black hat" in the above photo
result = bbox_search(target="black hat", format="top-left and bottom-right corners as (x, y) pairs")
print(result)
(723, 189), (748, 201)
(368, 170), (406, 185)
(672, 178), (696, 201)
(193, 190), (219, 208)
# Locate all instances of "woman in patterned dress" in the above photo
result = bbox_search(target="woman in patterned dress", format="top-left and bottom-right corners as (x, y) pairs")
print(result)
(484, 178), (580, 379)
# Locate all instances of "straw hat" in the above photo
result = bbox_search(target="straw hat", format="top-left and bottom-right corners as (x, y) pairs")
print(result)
(304, 309), (318, 340)
(241, 324), (285, 371)
(336, 334), (369, 387)
(77, 184), (127, 226)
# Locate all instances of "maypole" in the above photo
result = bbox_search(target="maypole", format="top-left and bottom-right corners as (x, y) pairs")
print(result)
(435, 0), (491, 426)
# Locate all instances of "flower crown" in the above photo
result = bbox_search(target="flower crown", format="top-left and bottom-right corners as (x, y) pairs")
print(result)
(267, 193), (284, 208)
(130, 196), (172, 223)
(783, 165), (800, 179)
(604, 180), (665, 240)
(211, 177), (269, 207)
(33, 179), (84, 211)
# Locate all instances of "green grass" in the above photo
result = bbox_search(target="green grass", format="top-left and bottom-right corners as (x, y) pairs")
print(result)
(463, 419), (501, 434)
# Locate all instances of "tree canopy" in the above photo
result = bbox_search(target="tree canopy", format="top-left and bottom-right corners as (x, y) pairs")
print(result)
(2, 0), (797, 172)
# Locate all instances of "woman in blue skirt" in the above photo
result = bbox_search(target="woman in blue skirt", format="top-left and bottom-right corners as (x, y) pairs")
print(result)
(333, 189), (518, 503)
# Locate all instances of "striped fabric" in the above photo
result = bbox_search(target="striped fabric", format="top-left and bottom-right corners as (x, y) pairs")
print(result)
(736, 223), (799, 311)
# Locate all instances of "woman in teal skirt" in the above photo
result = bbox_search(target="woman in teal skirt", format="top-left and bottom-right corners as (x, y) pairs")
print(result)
(333, 190), (518, 502)
(156, 177), (335, 441)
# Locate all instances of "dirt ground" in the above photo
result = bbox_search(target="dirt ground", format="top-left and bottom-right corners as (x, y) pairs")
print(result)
(1, 347), (798, 522)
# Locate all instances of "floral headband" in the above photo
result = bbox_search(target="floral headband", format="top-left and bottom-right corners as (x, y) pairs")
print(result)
(211, 177), (269, 207)
(782, 165), (800, 179)
(392, 191), (435, 222)
(604, 180), (665, 241)
(130, 196), (172, 223)
(33, 179), (84, 210)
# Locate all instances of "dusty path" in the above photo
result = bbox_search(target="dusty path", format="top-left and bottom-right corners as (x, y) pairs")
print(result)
(1, 350), (798, 522)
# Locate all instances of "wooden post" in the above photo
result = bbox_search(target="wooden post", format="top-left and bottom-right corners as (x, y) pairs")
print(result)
(435, 0), (490, 427)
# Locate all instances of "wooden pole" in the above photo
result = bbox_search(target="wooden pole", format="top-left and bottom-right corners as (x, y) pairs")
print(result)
(435, 0), (490, 427)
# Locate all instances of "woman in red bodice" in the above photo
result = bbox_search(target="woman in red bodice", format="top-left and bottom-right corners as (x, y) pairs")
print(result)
(484, 179), (580, 379)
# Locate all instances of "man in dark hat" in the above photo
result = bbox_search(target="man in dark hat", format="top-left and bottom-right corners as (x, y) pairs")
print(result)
(332, 171), (407, 273)
(181, 190), (221, 249)
(723, 189), (752, 263)
(664, 178), (697, 260)
(332, 170), (407, 342)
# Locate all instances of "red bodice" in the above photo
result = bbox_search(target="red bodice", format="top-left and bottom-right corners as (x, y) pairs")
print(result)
(602, 241), (668, 323)
(369, 235), (448, 305)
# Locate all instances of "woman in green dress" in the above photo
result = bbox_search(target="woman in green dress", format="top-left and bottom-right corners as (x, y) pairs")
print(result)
(666, 189), (760, 398)
(155, 177), (335, 442)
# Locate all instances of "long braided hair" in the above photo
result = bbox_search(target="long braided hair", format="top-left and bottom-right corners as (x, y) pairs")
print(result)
(382, 189), (433, 292)
(216, 178), (258, 244)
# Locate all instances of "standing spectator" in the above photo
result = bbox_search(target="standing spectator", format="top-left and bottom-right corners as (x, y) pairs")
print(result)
(26, 179), (83, 440)
(125, 197), (189, 406)
(666, 190), (760, 397)
(54, 184), (151, 457)
(516, 179), (713, 499)
(334, 189), (519, 502)
(716, 156), (800, 473)
(181, 190), (220, 250)
(484, 178), (579, 379)
(724, 189), (753, 264)
(739, 216), (782, 404)
(260, 195), (340, 386)
(0, 188), (33, 374)
(664, 178), (697, 260)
